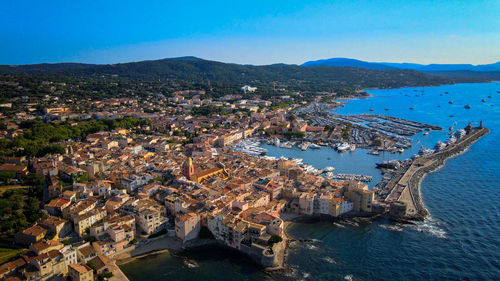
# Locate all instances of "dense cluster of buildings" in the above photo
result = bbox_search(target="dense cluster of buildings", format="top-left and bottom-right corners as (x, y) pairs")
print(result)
(0, 88), (377, 280)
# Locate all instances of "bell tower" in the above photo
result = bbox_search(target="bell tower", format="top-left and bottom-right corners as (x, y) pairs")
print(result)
(182, 157), (195, 180)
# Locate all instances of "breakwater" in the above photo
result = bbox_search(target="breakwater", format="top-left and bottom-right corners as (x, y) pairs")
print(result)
(404, 127), (490, 220)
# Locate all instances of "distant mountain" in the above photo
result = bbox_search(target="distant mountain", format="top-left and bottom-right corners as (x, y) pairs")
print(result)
(303, 58), (500, 72)
(302, 58), (395, 69)
(0, 57), (462, 92)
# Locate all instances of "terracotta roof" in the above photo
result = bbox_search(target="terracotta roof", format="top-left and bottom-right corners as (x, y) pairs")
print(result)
(69, 263), (93, 274)
(19, 225), (46, 237)
(31, 240), (63, 254)
(45, 198), (70, 208)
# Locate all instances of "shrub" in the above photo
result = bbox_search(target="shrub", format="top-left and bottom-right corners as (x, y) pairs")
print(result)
(268, 235), (283, 246)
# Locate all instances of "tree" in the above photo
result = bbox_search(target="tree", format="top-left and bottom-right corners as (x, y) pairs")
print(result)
(268, 235), (283, 246)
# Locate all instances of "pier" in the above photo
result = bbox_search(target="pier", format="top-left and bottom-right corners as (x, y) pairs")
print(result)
(385, 126), (490, 220)
(300, 104), (441, 151)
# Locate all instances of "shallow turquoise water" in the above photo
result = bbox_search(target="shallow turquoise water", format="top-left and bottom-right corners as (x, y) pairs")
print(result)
(121, 82), (500, 280)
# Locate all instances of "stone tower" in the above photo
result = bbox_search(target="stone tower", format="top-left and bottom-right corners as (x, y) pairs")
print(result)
(182, 157), (195, 180)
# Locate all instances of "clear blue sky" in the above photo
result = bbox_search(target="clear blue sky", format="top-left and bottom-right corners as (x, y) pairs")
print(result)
(1, 0), (499, 65)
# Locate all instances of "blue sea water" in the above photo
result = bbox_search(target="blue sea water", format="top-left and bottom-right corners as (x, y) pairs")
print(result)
(120, 82), (500, 280)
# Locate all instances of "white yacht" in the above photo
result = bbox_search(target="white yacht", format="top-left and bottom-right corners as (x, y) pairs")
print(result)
(299, 142), (311, 151)
(434, 141), (446, 151)
(337, 143), (350, 152)
(272, 137), (280, 147)
(324, 166), (335, 172)
(309, 143), (321, 149)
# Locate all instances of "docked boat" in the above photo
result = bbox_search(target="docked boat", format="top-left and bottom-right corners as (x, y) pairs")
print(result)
(415, 145), (434, 157)
(337, 143), (350, 152)
(434, 141), (446, 151)
(444, 135), (457, 145)
(453, 129), (466, 139)
(376, 160), (401, 170)
(309, 143), (321, 149)
(299, 142), (310, 151)
(272, 137), (280, 147)
(324, 166), (335, 172)
(280, 141), (293, 148)
(367, 150), (380, 155)
(233, 140), (267, 156)
(349, 144), (356, 151)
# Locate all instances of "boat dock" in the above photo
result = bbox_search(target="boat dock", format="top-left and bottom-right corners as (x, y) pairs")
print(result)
(329, 173), (373, 182)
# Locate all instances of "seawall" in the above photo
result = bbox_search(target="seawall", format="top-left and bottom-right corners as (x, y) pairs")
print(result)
(406, 127), (490, 220)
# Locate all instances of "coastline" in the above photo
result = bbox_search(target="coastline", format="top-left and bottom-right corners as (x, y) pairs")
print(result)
(114, 235), (217, 266)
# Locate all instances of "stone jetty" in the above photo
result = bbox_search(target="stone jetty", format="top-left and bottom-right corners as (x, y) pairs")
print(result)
(387, 126), (490, 221)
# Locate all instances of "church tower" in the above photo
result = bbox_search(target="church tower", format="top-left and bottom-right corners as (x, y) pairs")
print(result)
(182, 157), (195, 180)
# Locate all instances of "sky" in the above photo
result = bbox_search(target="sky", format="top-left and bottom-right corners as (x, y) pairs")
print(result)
(1, 0), (499, 65)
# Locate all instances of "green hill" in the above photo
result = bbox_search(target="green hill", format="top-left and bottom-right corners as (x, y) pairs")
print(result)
(0, 57), (463, 92)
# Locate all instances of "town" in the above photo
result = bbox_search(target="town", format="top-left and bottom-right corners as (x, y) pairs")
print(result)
(0, 77), (488, 281)
(0, 80), (379, 281)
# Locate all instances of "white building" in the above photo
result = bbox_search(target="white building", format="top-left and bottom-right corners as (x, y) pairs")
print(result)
(60, 245), (78, 266)
(241, 85), (257, 93)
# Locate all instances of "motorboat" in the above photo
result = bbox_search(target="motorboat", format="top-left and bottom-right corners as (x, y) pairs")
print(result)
(376, 160), (401, 170)
(337, 143), (350, 152)
(309, 143), (321, 149)
(434, 141), (446, 151)
(299, 142), (310, 151)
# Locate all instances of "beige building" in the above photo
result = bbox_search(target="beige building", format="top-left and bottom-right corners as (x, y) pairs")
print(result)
(74, 208), (107, 237)
(30, 250), (67, 280)
(68, 264), (93, 281)
(136, 203), (168, 235)
(344, 183), (375, 212)
(175, 213), (201, 243)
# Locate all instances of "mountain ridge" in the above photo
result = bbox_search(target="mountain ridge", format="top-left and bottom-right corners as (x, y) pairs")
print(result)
(302, 58), (500, 72)
(0, 57), (463, 92)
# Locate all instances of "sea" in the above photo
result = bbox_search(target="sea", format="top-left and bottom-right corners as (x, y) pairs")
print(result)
(120, 82), (500, 281)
